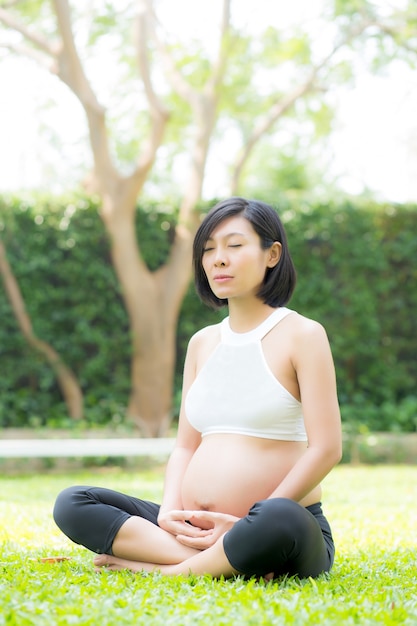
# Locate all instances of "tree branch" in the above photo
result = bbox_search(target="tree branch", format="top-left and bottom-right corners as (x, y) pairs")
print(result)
(136, 0), (169, 120)
(163, 0), (233, 288)
(230, 16), (375, 193)
(128, 0), (170, 187)
(206, 0), (232, 94)
(0, 40), (53, 70)
(0, 239), (83, 420)
(156, 42), (198, 106)
(51, 0), (117, 186)
(375, 20), (417, 55)
(0, 1), (117, 187)
(0, 7), (55, 56)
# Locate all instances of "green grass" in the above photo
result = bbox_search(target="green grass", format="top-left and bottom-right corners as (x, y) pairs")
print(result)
(1, 465), (416, 625)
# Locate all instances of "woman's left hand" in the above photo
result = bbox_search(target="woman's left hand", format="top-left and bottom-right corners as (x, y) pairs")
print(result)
(175, 510), (240, 549)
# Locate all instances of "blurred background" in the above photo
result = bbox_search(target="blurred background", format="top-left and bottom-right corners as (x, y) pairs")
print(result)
(0, 0), (416, 443)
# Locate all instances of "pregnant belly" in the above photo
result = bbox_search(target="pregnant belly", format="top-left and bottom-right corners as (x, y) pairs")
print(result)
(181, 434), (310, 518)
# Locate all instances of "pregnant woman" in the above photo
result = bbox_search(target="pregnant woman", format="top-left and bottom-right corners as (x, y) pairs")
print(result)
(53, 197), (342, 580)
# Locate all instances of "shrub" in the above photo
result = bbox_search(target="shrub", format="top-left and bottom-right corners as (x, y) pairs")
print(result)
(0, 195), (415, 431)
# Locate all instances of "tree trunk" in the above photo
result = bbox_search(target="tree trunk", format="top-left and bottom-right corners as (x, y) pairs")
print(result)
(101, 194), (193, 436)
(127, 302), (179, 437)
(0, 240), (84, 420)
(0, 0), (225, 434)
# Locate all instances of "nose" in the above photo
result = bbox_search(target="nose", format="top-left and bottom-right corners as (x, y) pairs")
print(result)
(214, 250), (227, 267)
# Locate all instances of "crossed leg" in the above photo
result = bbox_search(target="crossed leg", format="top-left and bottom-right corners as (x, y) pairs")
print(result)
(54, 486), (239, 577)
(105, 515), (201, 564)
(94, 524), (238, 578)
(54, 488), (325, 579)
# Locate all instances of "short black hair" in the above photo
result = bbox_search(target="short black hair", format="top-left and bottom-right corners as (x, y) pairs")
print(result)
(193, 197), (296, 309)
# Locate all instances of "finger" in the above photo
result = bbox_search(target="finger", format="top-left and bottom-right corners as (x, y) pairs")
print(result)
(169, 509), (197, 517)
(187, 510), (221, 524)
(166, 510), (199, 522)
(176, 525), (212, 538)
(176, 534), (214, 550)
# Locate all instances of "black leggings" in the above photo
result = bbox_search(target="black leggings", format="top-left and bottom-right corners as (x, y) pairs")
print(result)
(53, 486), (335, 579)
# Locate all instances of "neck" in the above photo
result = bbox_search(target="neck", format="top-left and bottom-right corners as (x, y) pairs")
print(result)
(227, 299), (277, 333)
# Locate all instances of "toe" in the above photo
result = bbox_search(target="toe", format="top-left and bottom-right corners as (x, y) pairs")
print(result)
(93, 554), (109, 567)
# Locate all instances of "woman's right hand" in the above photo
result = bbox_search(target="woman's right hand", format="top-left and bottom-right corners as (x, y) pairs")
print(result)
(157, 509), (212, 541)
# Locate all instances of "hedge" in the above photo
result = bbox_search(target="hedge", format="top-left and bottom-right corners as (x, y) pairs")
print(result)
(0, 194), (416, 432)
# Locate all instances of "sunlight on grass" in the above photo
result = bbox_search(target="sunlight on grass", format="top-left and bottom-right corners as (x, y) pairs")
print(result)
(0, 468), (165, 553)
(1, 465), (416, 625)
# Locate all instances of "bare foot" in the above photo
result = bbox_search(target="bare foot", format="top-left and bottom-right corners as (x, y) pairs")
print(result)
(93, 553), (154, 574)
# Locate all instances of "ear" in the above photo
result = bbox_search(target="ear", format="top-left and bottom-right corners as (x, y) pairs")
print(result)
(266, 242), (282, 268)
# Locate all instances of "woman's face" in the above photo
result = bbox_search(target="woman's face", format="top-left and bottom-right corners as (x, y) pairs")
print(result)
(201, 215), (281, 303)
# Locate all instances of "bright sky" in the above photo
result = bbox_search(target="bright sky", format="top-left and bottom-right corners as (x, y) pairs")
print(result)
(330, 66), (417, 201)
(0, 0), (417, 202)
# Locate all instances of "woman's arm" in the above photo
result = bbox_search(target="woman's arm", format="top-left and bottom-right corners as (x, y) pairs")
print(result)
(157, 333), (202, 530)
(268, 317), (343, 503)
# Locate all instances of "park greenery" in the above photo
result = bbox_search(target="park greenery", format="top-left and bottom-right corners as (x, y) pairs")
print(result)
(0, 465), (416, 624)
(1, 5), (415, 620)
(0, 195), (416, 434)
(1, 1), (417, 435)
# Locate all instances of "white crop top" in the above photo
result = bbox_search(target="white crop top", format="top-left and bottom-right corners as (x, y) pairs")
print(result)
(185, 307), (307, 441)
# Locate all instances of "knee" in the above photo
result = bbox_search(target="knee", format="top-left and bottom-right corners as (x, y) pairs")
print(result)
(250, 497), (301, 525)
(53, 485), (88, 532)
(242, 498), (311, 551)
(223, 498), (301, 576)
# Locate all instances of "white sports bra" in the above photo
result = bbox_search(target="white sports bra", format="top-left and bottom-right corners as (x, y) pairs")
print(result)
(185, 307), (307, 441)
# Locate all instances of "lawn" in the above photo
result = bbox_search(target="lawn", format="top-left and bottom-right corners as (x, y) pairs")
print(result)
(0, 465), (416, 625)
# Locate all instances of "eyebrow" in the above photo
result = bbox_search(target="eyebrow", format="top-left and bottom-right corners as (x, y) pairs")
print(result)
(206, 231), (247, 241)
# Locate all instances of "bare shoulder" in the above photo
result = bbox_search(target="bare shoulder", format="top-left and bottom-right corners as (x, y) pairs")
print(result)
(187, 322), (222, 363)
(189, 322), (221, 346)
(285, 311), (334, 371)
(286, 311), (328, 340)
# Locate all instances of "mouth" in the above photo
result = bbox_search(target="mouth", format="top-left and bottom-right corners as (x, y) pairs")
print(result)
(213, 275), (233, 283)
